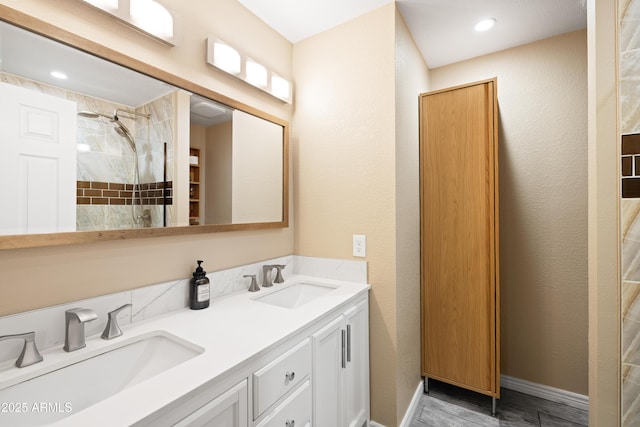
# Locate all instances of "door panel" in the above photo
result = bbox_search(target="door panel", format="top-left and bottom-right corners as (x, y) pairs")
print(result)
(0, 83), (77, 235)
(420, 80), (498, 396)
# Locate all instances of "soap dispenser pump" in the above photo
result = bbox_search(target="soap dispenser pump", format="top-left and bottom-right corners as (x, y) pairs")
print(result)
(190, 260), (210, 310)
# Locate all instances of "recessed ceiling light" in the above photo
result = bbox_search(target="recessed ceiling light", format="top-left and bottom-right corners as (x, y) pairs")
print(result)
(50, 70), (68, 80)
(475, 18), (496, 32)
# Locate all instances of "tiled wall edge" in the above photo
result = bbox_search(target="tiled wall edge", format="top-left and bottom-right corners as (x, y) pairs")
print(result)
(0, 255), (367, 364)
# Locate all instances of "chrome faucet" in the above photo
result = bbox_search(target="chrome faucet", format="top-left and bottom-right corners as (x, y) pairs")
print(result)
(64, 308), (97, 352)
(101, 304), (132, 340)
(262, 265), (277, 287)
(0, 332), (43, 368)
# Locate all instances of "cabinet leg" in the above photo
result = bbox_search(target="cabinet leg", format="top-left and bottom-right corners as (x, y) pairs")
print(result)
(423, 377), (429, 394)
(491, 397), (497, 416)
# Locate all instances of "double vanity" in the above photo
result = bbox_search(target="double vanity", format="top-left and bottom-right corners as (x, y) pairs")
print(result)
(0, 265), (370, 427)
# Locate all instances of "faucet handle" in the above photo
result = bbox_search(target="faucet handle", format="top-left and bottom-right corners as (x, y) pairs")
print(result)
(244, 274), (260, 292)
(101, 304), (132, 340)
(273, 265), (286, 284)
(262, 265), (276, 288)
(0, 332), (43, 368)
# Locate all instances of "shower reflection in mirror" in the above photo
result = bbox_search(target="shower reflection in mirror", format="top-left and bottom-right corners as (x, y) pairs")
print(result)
(77, 108), (154, 227)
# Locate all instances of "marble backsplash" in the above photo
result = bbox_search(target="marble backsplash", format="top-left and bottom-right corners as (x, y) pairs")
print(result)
(0, 255), (367, 367)
(621, 0), (640, 424)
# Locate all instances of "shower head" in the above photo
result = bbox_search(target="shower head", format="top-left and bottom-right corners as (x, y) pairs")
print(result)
(77, 111), (113, 120)
(112, 117), (137, 153)
(77, 110), (137, 153)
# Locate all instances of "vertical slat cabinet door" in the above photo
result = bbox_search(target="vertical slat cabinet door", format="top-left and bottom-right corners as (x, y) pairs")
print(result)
(344, 299), (370, 427)
(420, 79), (499, 397)
(312, 316), (345, 427)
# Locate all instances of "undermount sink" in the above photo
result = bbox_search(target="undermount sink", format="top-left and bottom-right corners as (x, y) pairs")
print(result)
(0, 331), (203, 426)
(254, 282), (337, 309)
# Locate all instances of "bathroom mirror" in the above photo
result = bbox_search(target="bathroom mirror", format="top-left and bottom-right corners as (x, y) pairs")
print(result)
(0, 8), (288, 249)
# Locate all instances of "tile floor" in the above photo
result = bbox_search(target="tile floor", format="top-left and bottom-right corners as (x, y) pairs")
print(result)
(410, 380), (588, 427)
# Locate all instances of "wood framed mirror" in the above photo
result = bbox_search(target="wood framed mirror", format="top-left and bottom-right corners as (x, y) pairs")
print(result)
(0, 6), (289, 250)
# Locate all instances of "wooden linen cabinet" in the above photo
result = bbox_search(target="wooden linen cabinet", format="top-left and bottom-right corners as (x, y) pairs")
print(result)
(419, 78), (500, 413)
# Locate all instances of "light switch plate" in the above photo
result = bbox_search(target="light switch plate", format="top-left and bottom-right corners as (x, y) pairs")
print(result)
(353, 234), (366, 257)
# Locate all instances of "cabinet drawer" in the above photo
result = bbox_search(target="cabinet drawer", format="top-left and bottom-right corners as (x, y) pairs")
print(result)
(253, 338), (311, 418)
(255, 380), (311, 427)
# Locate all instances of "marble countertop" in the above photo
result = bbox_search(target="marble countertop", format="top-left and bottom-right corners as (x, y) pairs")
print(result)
(0, 275), (369, 426)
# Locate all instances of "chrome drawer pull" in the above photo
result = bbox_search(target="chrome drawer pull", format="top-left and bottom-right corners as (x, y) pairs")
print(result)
(285, 420), (295, 427)
(285, 371), (295, 382)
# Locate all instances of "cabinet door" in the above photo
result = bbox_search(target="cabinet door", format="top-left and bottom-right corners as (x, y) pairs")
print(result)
(312, 315), (345, 427)
(420, 79), (499, 396)
(173, 380), (248, 427)
(345, 300), (369, 427)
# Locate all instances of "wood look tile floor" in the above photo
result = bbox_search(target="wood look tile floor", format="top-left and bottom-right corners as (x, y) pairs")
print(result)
(410, 380), (588, 427)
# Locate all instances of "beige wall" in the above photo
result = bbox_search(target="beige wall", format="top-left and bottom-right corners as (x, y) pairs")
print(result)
(430, 31), (589, 395)
(292, 3), (428, 425)
(205, 121), (233, 224)
(0, 0), (294, 316)
(394, 10), (430, 426)
(589, 0), (620, 423)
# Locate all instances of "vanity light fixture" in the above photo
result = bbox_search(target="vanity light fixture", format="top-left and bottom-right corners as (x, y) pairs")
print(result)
(211, 42), (241, 75)
(475, 18), (496, 32)
(245, 60), (268, 88)
(206, 37), (292, 103)
(271, 74), (291, 101)
(78, 0), (175, 46)
(130, 0), (174, 39)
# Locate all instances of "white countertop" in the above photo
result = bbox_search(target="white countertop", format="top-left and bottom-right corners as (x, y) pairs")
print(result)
(0, 275), (369, 426)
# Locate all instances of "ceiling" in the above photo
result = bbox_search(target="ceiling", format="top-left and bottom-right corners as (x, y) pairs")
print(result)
(237, 0), (588, 69)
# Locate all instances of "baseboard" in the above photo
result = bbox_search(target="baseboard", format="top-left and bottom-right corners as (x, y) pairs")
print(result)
(500, 375), (589, 412)
(398, 379), (424, 427)
(370, 378), (423, 427)
(376, 375), (587, 427)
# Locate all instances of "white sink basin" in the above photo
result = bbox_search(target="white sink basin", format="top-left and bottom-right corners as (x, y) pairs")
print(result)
(254, 282), (337, 309)
(0, 331), (203, 426)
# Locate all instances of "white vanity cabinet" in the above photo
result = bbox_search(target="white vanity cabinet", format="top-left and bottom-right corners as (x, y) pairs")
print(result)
(313, 298), (369, 427)
(172, 380), (248, 427)
(133, 290), (369, 427)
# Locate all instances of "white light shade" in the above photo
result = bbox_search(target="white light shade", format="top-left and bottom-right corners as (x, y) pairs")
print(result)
(213, 42), (241, 75)
(130, 0), (174, 38)
(271, 74), (291, 101)
(475, 18), (496, 32)
(82, 0), (118, 10)
(245, 60), (267, 88)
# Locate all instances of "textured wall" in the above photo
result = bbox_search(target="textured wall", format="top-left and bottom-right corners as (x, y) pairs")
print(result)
(292, 4), (399, 425)
(394, 9), (430, 426)
(430, 30), (589, 395)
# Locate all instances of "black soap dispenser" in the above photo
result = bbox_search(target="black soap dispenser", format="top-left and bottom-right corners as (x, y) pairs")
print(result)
(190, 260), (210, 310)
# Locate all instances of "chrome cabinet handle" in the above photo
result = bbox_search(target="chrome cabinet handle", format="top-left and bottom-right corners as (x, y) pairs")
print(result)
(285, 371), (295, 382)
(285, 420), (295, 427)
(341, 329), (346, 369)
(347, 324), (352, 363)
